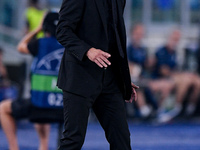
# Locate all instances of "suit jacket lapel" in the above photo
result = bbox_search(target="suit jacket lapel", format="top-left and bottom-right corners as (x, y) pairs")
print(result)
(94, 0), (108, 39)
(115, 0), (126, 50)
(115, 0), (123, 19)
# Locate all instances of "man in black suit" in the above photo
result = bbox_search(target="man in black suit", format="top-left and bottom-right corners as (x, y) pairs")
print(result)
(56, 0), (138, 149)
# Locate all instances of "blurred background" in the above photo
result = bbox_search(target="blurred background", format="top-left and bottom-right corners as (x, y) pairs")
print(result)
(0, 0), (200, 150)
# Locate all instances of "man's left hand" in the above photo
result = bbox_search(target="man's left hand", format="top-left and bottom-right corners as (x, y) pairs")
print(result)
(125, 83), (139, 103)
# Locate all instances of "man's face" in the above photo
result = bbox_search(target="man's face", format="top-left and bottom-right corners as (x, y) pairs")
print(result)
(132, 25), (145, 45)
(171, 30), (181, 43)
(167, 30), (181, 50)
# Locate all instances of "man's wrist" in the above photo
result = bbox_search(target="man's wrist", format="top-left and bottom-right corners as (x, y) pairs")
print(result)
(86, 47), (95, 57)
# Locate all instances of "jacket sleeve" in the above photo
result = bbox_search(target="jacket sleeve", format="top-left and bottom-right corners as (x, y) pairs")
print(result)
(56, 0), (92, 61)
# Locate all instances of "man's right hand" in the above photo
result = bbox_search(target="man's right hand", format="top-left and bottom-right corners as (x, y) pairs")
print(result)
(86, 48), (111, 68)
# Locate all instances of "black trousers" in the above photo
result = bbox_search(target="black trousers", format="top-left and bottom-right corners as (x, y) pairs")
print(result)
(58, 68), (131, 150)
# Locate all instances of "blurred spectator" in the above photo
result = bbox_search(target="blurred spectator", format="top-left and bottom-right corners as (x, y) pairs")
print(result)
(0, 12), (64, 150)
(155, 30), (200, 123)
(128, 24), (147, 82)
(0, 47), (19, 102)
(127, 24), (158, 118)
(0, 98), (36, 150)
(25, 0), (46, 38)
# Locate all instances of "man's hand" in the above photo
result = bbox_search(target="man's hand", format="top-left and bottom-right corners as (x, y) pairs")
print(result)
(86, 48), (111, 68)
(160, 65), (171, 77)
(125, 83), (139, 103)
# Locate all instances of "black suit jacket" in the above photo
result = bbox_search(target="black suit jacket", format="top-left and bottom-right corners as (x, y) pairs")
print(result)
(56, 0), (132, 99)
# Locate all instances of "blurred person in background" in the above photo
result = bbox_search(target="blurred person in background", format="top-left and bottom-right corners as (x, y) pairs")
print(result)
(127, 24), (174, 119)
(154, 30), (200, 123)
(25, 0), (46, 38)
(0, 47), (17, 102)
(0, 12), (64, 150)
(0, 98), (33, 150)
(127, 24), (159, 119)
